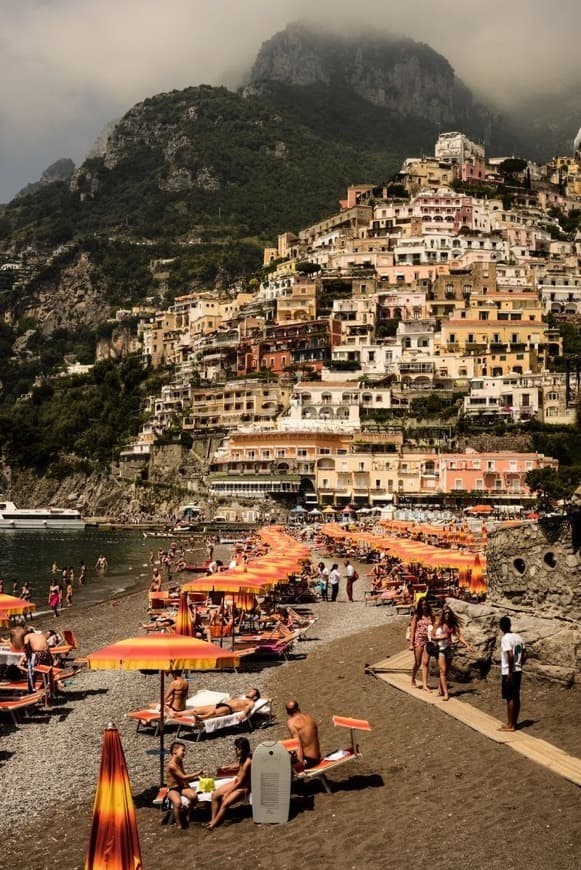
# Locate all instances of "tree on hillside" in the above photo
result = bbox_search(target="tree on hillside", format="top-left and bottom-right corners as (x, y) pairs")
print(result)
(499, 158), (527, 177)
(525, 466), (581, 509)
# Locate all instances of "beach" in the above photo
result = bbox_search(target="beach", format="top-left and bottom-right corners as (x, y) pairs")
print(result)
(1, 561), (580, 870)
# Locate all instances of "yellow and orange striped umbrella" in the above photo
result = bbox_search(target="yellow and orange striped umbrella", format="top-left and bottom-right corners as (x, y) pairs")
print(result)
(87, 635), (240, 672)
(175, 592), (193, 637)
(181, 574), (267, 595)
(0, 593), (35, 626)
(87, 636), (240, 785)
(85, 723), (142, 870)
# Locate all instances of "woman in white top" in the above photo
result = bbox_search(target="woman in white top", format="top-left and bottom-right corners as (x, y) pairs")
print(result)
(431, 605), (472, 701)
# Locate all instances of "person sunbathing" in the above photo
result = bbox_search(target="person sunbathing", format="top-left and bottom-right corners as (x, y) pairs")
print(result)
(141, 616), (175, 633)
(164, 670), (189, 715)
(204, 737), (252, 830)
(188, 688), (260, 722)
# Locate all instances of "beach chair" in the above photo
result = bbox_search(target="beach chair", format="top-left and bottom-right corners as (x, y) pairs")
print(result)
(281, 715), (372, 794)
(62, 629), (79, 650)
(153, 773), (252, 825)
(174, 694), (273, 741)
(0, 690), (47, 725)
(129, 691), (273, 740)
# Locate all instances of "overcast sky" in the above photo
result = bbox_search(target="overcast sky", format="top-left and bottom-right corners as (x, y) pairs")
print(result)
(1, 0), (580, 203)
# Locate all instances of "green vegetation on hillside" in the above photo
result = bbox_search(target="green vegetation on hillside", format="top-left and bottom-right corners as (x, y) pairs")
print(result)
(1, 85), (408, 246)
(0, 356), (167, 471)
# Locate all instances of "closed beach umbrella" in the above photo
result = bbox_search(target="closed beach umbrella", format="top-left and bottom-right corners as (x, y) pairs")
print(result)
(0, 593), (35, 626)
(85, 723), (142, 870)
(87, 636), (240, 785)
(175, 592), (193, 637)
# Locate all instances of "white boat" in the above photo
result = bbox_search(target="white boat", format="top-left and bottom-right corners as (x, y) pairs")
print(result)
(0, 500), (85, 530)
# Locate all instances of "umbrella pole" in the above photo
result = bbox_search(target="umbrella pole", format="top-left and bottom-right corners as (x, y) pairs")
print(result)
(159, 670), (165, 788)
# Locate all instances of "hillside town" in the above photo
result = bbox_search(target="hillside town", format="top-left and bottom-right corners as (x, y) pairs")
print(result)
(104, 130), (581, 511)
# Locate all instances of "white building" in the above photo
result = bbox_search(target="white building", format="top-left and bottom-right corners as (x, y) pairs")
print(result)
(435, 132), (485, 164)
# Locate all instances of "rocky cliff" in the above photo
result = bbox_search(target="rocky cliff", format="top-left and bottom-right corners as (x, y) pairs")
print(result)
(455, 514), (581, 686)
(17, 158), (76, 199)
(249, 23), (496, 138)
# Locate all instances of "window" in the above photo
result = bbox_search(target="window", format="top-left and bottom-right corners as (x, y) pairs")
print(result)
(487, 461), (495, 470)
(297, 449), (307, 457)
(455, 479), (463, 490)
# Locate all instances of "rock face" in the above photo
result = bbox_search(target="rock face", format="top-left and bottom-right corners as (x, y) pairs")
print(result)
(487, 514), (581, 621)
(455, 513), (581, 686)
(450, 599), (581, 686)
(250, 22), (492, 132)
(17, 158), (75, 198)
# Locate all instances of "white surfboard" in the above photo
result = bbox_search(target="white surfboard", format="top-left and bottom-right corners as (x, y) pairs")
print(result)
(251, 740), (292, 824)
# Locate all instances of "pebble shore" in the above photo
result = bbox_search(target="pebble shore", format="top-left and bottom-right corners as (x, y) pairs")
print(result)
(0, 555), (396, 836)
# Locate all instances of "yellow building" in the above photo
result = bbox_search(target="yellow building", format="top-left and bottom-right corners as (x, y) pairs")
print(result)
(275, 280), (318, 323)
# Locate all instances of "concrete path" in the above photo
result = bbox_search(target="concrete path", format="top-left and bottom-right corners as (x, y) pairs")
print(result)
(369, 650), (581, 788)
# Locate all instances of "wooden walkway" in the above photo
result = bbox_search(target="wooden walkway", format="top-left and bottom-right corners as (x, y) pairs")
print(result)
(369, 650), (581, 788)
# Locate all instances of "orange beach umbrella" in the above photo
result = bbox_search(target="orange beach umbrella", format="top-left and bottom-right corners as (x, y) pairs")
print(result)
(85, 723), (142, 870)
(175, 592), (193, 637)
(87, 635), (240, 785)
(0, 593), (35, 626)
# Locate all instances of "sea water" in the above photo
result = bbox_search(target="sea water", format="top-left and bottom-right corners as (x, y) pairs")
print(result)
(0, 527), (200, 611)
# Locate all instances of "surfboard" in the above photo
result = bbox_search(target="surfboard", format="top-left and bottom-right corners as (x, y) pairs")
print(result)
(251, 740), (292, 824)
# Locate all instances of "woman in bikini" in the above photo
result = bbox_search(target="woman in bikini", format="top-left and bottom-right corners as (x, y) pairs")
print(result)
(409, 598), (434, 691)
(164, 670), (189, 715)
(432, 605), (473, 701)
(205, 737), (252, 830)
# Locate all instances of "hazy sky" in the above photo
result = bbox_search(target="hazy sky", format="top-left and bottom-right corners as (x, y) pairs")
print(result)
(1, 0), (580, 202)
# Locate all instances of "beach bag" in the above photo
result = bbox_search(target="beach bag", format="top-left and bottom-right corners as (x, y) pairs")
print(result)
(352, 570), (359, 582)
(426, 641), (439, 658)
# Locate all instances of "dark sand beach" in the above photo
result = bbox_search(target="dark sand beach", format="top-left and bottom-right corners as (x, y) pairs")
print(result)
(1, 566), (580, 870)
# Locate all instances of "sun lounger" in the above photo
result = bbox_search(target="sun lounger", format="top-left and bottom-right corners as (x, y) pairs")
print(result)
(129, 689), (273, 740)
(153, 775), (252, 825)
(280, 715), (372, 794)
(62, 629), (79, 650)
(175, 694), (273, 741)
(0, 690), (47, 725)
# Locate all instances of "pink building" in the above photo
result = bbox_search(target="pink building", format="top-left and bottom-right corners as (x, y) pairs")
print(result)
(435, 450), (557, 496)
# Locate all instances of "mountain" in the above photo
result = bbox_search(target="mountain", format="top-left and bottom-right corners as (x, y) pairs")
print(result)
(2, 24), (520, 251)
(16, 158), (76, 199)
(248, 23), (499, 140)
(509, 83), (581, 161)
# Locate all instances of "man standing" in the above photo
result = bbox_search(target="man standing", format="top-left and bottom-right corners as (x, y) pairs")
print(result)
(286, 699), (321, 769)
(499, 616), (526, 732)
(329, 564), (340, 602)
(344, 560), (356, 602)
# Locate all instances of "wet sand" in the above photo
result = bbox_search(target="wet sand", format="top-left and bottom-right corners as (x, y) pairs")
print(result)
(2, 576), (581, 870)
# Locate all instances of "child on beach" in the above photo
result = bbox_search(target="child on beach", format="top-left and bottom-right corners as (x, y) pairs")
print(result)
(166, 742), (202, 829)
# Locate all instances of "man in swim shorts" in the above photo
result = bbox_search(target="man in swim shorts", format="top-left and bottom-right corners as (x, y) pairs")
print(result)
(286, 698), (321, 769)
(188, 688), (260, 722)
